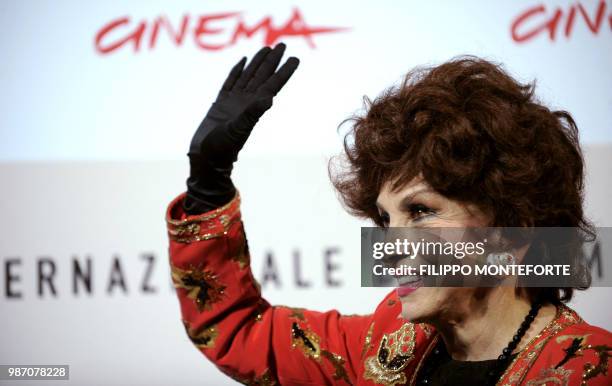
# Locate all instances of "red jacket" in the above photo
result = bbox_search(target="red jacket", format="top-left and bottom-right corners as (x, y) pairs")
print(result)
(167, 192), (612, 385)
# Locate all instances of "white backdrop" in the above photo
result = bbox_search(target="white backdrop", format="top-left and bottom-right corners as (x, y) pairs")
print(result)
(1, 1), (611, 385)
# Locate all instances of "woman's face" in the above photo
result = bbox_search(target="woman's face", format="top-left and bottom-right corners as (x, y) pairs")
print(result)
(376, 176), (490, 323)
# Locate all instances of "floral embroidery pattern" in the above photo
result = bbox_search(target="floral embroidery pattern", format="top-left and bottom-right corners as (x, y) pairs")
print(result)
(321, 349), (352, 384)
(364, 323), (416, 386)
(291, 322), (321, 361)
(171, 264), (225, 312)
(183, 321), (218, 349)
(524, 367), (573, 386)
(581, 344), (612, 385)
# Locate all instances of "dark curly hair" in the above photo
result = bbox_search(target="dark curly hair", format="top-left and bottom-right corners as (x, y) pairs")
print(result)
(330, 56), (592, 304)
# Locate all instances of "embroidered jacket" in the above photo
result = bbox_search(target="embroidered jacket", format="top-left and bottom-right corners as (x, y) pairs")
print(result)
(167, 192), (612, 386)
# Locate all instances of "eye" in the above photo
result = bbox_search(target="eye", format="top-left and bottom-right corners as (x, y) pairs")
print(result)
(378, 211), (390, 228)
(407, 203), (435, 222)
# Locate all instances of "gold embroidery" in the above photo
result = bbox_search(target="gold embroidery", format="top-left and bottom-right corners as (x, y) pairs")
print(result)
(497, 305), (582, 386)
(171, 264), (225, 312)
(419, 323), (434, 339)
(581, 344), (612, 385)
(321, 349), (352, 384)
(361, 322), (375, 358)
(291, 322), (321, 361)
(169, 222), (200, 237)
(249, 369), (277, 386)
(524, 367), (573, 386)
(231, 368), (277, 386)
(556, 336), (587, 369)
(364, 323), (416, 386)
(183, 321), (218, 349)
(167, 191), (240, 225)
(167, 192), (241, 243)
(276, 305), (305, 320)
(556, 334), (590, 345)
(280, 306), (306, 321)
(231, 233), (250, 269)
(562, 307), (582, 324)
(219, 214), (231, 227)
(169, 229), (235, 243)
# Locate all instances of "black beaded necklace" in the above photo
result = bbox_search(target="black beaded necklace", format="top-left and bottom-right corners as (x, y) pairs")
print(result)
(416, 300), (543, 386)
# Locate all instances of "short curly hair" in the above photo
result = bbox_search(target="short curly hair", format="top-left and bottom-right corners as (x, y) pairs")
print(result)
(330, 56), (592, 303)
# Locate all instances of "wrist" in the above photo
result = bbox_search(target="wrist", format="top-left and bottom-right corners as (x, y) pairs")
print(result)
(184, 172), (236, 214)
(185, 152), (237, 214)
(183, 190), (236, 214)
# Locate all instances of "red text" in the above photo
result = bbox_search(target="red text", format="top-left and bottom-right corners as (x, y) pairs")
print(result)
(511, 0), (611, 42)
(94, 8), (347, 55)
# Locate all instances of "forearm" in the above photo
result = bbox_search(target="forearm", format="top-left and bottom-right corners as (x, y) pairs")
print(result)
(167, 192), (370, 384)
(168, 192), (268, 378)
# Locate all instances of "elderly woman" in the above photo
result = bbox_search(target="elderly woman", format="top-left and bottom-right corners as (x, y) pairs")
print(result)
(166, 44), (611, 385)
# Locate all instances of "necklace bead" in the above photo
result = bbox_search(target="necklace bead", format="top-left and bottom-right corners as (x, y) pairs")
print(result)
(416, 300), (543, 385)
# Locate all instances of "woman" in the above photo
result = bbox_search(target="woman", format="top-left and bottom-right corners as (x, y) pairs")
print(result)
(166, 44), (612, 385)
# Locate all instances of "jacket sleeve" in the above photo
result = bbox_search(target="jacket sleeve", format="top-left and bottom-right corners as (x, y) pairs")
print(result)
(167, 192), (373, 385)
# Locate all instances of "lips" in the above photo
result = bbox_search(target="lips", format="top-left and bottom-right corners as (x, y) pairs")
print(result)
(396, 277), (423, 297)
(392, 257), (426, 298)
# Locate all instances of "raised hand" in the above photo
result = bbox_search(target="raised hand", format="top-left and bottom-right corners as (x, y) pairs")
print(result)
(184, 43), (300, 214)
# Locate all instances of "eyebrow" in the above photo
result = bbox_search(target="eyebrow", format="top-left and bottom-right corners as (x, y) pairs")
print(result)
(376, 187), (433, 212)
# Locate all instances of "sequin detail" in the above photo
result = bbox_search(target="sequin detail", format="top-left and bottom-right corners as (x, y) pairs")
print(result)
(321, 349), (352, 384)
(291, 322), (321, 361)
(167, 192), (241, 243)
(581, 344), (612, 385)
(254, 300), (268, 323)
(363, 323), (416, 386)
(171, 264), (225, 312)
(361, 322), (375, 359)
(498, 305), (583, 385)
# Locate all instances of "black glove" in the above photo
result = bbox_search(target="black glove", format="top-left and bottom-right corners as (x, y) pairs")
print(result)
(184, 43), (300, 214)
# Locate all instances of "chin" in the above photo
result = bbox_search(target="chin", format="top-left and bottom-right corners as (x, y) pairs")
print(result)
(399, 287), (467, 323)
(398, 287), (437, 323)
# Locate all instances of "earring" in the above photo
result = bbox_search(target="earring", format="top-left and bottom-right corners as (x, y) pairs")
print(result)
(486, 252), (516, 267)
